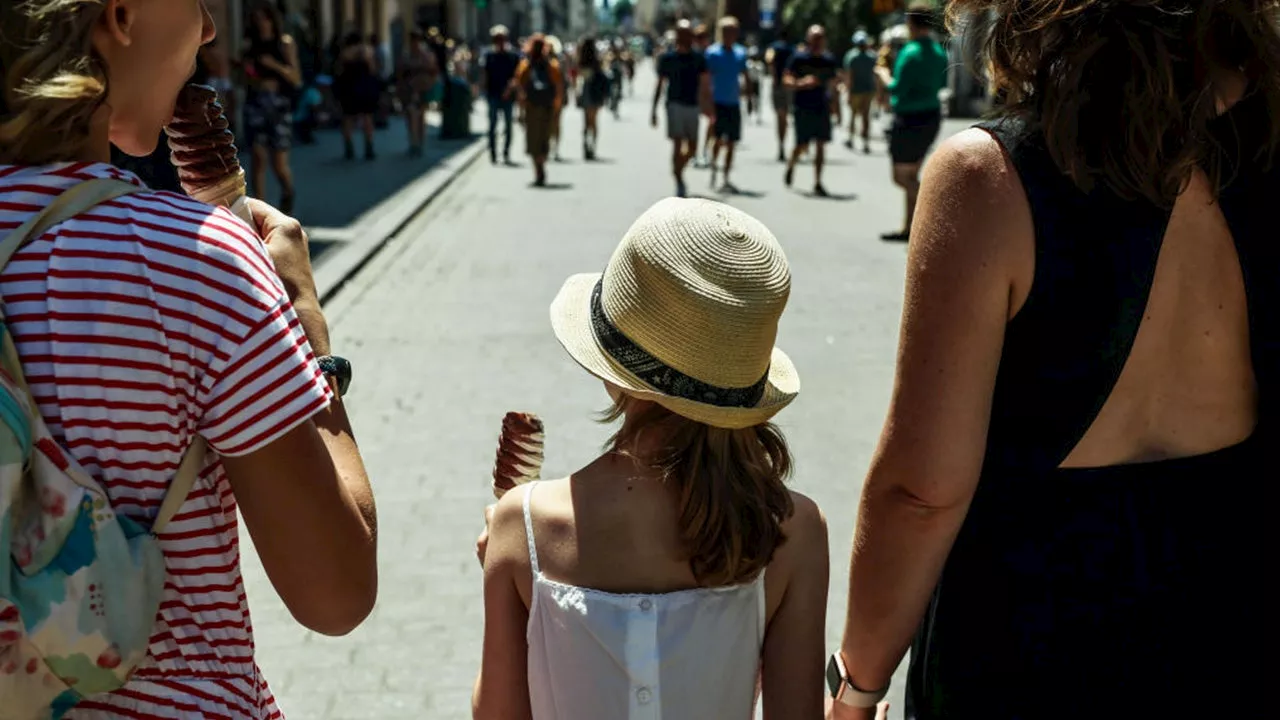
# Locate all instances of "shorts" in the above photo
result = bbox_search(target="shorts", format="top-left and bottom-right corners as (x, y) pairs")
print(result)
(666, 102), (700, 142)
(849, 92), (875, 115)
(524, 104), (554, 158)
(713, 103), (742, 142)
(771, 84), (792, 112)
(889, 109), (943, 164)
(793, 108), (832, 145)
(243, 91), (293, 152)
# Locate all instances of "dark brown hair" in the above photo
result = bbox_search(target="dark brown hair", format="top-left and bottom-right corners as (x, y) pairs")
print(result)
(949, 0), (1280, 205)
(603, 396), (794, 587)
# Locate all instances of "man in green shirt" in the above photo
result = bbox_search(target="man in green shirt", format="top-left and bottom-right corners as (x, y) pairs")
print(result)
(875, 4), (948, 242)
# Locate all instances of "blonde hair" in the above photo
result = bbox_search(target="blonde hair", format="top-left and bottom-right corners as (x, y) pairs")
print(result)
(0, 0), (109, 165)
(604, 394), (795, 587)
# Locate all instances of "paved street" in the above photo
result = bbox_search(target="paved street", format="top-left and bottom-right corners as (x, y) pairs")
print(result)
(241, 67), (969, 719)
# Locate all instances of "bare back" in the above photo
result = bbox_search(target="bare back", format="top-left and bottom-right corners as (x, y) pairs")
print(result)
(1058, 168), (1257, 467)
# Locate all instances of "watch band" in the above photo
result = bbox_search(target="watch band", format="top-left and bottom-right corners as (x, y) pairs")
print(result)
(827, 652), (889, 709)
(316, 355), (351, 397)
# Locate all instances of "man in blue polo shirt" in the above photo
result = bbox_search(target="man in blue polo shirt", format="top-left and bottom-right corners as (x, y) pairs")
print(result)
(704, 16), (749, 192)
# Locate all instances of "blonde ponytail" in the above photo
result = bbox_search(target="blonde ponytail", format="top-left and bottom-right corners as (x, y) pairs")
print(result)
(0, 0), (109, 165)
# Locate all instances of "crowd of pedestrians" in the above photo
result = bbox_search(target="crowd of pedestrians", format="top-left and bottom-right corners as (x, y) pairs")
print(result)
(477, 26), (639, 186)
(644, 5), (948, 236)
(2, 0), (1275, 719)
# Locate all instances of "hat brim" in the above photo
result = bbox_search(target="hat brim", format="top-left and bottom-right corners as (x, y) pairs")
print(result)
(550, 273), (799, 430)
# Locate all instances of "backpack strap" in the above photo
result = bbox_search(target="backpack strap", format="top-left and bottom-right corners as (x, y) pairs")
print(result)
(151, 436), (206, 534)
(0, 176), (206, 534)
(0, 178), (141, 270)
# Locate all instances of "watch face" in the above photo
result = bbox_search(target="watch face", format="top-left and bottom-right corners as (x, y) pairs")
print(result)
(826, 654), (842, 697)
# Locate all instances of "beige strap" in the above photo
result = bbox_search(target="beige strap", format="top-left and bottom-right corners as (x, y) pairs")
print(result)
(0, 178), (140, 268)
(151, 437), (207, 534)
(0, 177), (204, 534)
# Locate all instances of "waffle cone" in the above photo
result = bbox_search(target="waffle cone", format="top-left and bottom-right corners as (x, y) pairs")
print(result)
(186, 170), (247, 209)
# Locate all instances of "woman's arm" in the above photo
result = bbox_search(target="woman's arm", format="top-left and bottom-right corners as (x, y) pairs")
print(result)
(256, 35), (303, 87)
(762, 493), (829, 720)
(473, 491), (534, 720)
(831, 129), (1033, 716)
(218, 200), (377, 637)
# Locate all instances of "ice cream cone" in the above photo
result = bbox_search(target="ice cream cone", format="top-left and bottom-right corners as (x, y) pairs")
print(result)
(492, 412), (545, 499)
(187, 170), (253, 226)
(166, 84), (254, 228)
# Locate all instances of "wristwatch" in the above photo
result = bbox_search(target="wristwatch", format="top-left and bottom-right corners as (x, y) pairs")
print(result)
(316, 355), (352, 397)
(827, 652), (888, 709)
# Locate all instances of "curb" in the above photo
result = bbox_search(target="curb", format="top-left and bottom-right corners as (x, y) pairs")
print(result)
(313, 134), (487, 305)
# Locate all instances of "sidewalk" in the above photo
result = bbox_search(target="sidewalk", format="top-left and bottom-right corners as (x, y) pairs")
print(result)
(243, 108), (487, 294)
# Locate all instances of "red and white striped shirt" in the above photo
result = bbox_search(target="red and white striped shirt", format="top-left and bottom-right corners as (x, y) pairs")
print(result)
(0, 163), (333, 719)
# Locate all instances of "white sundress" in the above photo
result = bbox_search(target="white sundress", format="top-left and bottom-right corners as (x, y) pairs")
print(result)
(521, 482), (767, 720)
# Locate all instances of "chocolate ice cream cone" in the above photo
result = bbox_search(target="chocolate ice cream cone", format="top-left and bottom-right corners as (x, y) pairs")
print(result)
(165, 84), (254, 227)
(492, 412), (545, 499)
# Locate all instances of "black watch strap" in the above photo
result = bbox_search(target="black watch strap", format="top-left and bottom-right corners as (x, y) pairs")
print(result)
(317, 355), (352, 397)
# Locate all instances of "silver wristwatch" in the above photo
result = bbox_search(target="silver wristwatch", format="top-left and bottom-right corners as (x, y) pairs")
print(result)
(826, 652), (889, 709)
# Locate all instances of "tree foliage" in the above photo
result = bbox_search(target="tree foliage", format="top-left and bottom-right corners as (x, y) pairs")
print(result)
(612, 0), (635, 25)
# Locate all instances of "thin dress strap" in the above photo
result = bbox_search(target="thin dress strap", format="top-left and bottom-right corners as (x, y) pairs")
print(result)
(755, 568), (767, 649)
(522, 482), (541, 576)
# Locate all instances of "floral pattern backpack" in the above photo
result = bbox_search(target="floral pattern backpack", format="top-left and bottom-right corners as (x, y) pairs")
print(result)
(0, 179), (206, 719)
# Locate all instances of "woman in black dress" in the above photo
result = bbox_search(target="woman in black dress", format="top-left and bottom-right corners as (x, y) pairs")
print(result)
(575, 38), (609, 160)
(828, 2), (1279, 718)
(242, 2), (301, 213)
(334, 31), (380, 160)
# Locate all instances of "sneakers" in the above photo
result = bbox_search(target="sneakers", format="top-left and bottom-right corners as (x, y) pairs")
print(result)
(675, 178), (687, 198)
(813, 184), (829, 198)
(784, 165), (794, 187)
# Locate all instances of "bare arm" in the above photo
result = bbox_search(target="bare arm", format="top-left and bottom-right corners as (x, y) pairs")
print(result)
(258, 35), (303, 87)
(652, 70), (666, 121)
(699, 71), (712, 114)
(833, 130), (1031, 715)
(221, 200), (377, 637)
(762, 493), (829, 720)
(473, 492), (534, 720)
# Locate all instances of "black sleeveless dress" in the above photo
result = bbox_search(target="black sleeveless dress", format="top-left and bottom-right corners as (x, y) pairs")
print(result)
(905, 95), (1278, 719)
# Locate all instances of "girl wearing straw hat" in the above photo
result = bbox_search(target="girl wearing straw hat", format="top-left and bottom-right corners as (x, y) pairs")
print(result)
(474, 198), (830, 719)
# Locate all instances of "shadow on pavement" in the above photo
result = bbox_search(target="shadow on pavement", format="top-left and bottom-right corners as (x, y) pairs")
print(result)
(804, 190), (858, 201)
(308, 238), (342, 264)
(720, 187), (767, 198)
(533, 182), (575, 190)
(244, 119), (477, 229)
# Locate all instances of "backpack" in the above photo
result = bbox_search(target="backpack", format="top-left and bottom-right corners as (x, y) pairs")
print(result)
(525, 59), (557, 108)
(0, 178), (206, 720)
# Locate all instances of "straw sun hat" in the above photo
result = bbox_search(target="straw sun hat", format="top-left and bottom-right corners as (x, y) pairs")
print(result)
(551, 198), (799, 430)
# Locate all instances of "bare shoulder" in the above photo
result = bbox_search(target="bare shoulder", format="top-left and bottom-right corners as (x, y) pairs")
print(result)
(914, 128), (1033, 297)
(774, 490), (829, 567)
(920, 128), (1024, 219)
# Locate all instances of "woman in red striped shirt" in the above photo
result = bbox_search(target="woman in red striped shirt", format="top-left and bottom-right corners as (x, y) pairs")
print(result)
(0, 1), (378, 718)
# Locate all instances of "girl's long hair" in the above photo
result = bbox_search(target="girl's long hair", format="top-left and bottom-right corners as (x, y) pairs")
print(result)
(578, 36), (600, 70)
(249, 1), (285, 43)
(950, 0), (1280, 205)
(604, 395), (795, 587)
(0, 0), (110, 165)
